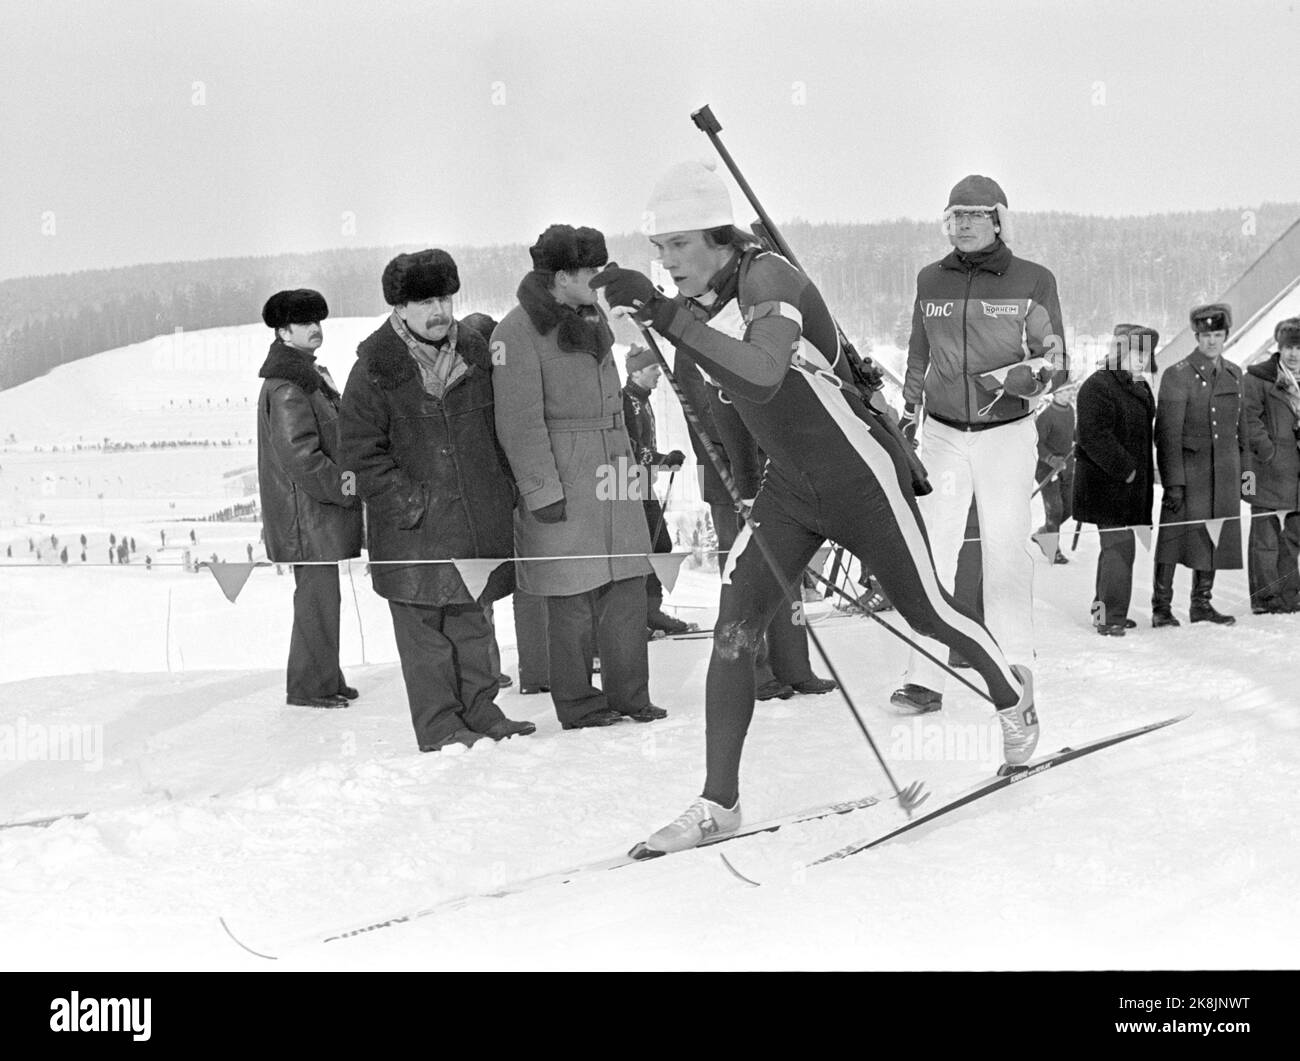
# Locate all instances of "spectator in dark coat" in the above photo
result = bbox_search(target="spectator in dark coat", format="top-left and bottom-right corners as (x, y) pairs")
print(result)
(1074, 324), (1158, 634)
(1241, 318), (1300, 613)
(340, 250), (533, 751)
(1152, 303), (1245, 626)
(1035, 385), (1076, 562)
(257, 289), (364, 707)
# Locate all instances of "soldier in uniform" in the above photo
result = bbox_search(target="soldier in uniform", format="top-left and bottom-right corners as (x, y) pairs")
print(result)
(1152, 303), (1245, 626)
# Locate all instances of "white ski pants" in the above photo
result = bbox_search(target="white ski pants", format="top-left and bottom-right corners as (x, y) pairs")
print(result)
(904, 415), (1038, 693)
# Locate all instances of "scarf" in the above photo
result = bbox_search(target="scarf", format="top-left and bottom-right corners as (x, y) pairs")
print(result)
(389, 311), (466, 398)
(1277, 358), (1300, 428)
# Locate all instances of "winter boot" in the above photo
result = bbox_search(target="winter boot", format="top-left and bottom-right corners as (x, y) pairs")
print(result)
(481, 717), (536, 741)
(889, 684), (943, 714)
(790, 676), (838, 694)
(1190, 570), (1235, 624)
(287, 694), (349, 708)
(997, 664), (1040, 766)
(644, 796), (742, 853)
(419, 729), (487, 752)
(1151, 562), (1180, 627)
(623, 703), (668, 722)
(756, 678), (795, 701)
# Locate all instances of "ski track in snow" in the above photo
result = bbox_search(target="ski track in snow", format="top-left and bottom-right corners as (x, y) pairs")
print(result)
(1, 323), (1297, 970)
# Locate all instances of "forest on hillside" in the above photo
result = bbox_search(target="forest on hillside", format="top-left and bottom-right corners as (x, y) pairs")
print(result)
(1, 203), (1295, 391)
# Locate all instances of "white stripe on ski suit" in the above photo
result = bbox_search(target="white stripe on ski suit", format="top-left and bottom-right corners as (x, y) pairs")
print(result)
(722, 331), (1020, 700)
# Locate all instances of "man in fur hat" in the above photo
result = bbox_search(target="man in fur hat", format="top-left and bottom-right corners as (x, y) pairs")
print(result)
(257, 289), (363, 708)
(1241, 317), (1300, 614)
(340, 251), (534, 752)
(892, 174), (1068, 715)
(492, 225), (665, 730)
(1074, 324), (1159, 635)
(1152, 302), (1244, 626)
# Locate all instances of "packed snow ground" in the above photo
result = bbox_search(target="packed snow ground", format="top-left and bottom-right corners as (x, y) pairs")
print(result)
(1, 323), (1296, 971)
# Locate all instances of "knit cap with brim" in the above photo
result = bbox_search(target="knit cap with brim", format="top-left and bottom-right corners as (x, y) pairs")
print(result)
(626, 345), (658, 373)
(944, 174), (1012, 245)
(643, 160), (734, 236)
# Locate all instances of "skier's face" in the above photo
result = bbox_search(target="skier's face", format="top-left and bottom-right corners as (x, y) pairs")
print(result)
(278, 321), (323, 352)
(398, 296), (455, 342)
(650, 231), (733, 298)
(1280, 345), (1300, 375)
(1195, 330), (1227, 359)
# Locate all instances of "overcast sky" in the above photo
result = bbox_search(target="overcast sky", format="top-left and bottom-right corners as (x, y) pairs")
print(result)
(2, 0), (1296, 281)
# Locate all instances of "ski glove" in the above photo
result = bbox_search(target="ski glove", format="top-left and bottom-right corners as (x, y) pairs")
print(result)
(1047, 454), (1068, 471)
(1004, 364), (1050, 398)
(1163, 486), (1185, 508)
(664, 450), (686, 470)
(899, 402), (919, 446)
(533, 498), (566, 523)
(590, 264), (675, 333)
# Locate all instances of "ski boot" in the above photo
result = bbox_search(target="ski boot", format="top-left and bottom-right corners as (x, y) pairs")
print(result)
(997, 664), (1040, 766)
(644, 797), (742, 853)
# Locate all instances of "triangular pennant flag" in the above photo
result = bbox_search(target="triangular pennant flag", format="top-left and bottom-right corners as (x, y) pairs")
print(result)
(1032, 532), (1059, 561)
(207, 561), (256, 603)
(1204, 518), (1225, 548)
(452, 558), (506, 602)
(1276, 510), (1290, 531)
(647, 552), (689, 594)
(1133, 524), (1153, 551)
(810, 545), (832, 575)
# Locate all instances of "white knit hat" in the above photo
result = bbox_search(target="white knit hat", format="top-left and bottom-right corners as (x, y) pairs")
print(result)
(642, 160), (734, 236)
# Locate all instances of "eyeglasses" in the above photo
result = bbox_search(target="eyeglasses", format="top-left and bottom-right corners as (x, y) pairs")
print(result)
(950, 209), (997, 224)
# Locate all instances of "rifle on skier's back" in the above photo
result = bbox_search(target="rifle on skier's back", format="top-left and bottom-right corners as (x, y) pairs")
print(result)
(690, 104), (931, 496)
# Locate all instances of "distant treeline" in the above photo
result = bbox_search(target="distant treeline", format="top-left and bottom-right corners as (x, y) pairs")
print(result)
(2, 204), (1296, 391)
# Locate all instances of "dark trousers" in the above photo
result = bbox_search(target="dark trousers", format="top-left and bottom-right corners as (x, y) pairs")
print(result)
(287, 564), (344, 699)
(711, 502), (812, 686)
(546, 577), (651, 725)
(1094, 525), (1136, 626)
(644, 498), (672, 604)
(389, 599), (504, 746)
(1248, 506), (1300, 608)
(1153, 563), (1218, 608)
(512, 591), (550, 688)
(1036, 459), (1074, 532)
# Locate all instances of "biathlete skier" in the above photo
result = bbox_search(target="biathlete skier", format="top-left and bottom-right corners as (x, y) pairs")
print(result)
(592, 161), (1040, 852)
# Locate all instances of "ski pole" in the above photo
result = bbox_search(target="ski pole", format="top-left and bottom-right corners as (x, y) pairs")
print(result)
(1030, 467), (1059, 500)
(650, 467), (677, 548)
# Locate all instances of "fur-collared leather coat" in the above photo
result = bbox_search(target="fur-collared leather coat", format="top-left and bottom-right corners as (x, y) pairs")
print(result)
(1154, 351), (1245, 569)
(257, 341), (363, 563)
(492, 273), (651, 597)
(339, 319), (515, 606)
(1072, 369), (1155, 528)
(1241, 353), (1300, 511)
